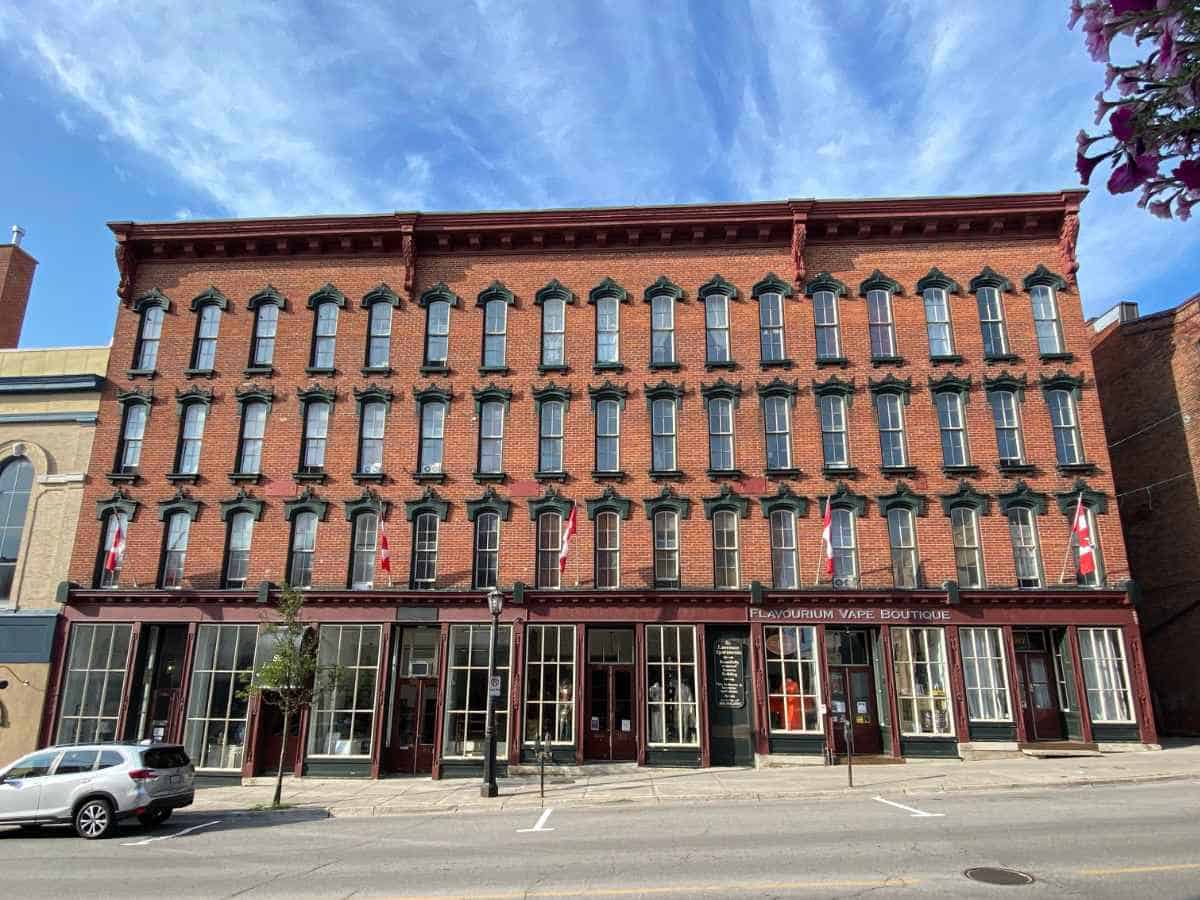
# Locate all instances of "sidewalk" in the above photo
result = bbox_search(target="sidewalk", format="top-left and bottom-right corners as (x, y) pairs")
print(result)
(190, 741), (1200, 819)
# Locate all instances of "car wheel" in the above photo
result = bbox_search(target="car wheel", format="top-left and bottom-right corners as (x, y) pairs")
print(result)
(74, 798), (114, 840)
(137, 809), (171, 828)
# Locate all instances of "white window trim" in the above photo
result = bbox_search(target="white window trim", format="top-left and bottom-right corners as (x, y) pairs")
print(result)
(764, 625), (823, 735)
(645, 624), (701, 749)
(1079, 627), (1137, 724)
(892, 627), (956, 738)
(307, 624), (383, 759)
(523, 624), (577, 747)
(959, 626), (1013, 724)
(442, 623), (513, 760)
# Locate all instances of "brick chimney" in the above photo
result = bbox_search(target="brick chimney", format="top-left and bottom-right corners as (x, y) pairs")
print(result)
(0, 226), (37, 348)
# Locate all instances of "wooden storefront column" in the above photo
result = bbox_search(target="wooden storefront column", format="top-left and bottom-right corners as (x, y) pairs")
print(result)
(508, 617), (525, 766)
(696, 623), (711, 769)
(38, 616), (72, 747)
(1066, 626), (1094, 744)
(944, 626), (971, 741)
(635, 622), (646, 767)
(1002, 625), (1028, 744)
(1122, 623), (1159, 745)
(816, 624), (834, 759)
(749, 621), (770, 758)
(115, 621), (143, 740)
(879, 625), (903, 759)
(173, 622), (199, 745)
(369, 624), (394, 779)
(575, 623), (586, 765)
(242, 692), (262, 778)
(430, 623), (451, 780)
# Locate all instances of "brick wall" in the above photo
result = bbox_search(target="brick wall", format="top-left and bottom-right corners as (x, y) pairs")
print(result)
(0, 243), (36, 349)
(1092, 297), (1200, 733)
(69, 220), (1127, 594)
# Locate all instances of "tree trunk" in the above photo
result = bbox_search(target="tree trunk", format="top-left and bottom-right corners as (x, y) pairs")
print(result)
(273, 707), (290, 809)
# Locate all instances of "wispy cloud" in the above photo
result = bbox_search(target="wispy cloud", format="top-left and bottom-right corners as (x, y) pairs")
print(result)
(0, 0), (1195, 314)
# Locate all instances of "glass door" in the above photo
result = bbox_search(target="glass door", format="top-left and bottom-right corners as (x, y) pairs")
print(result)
(1016, 630), (1064, 742)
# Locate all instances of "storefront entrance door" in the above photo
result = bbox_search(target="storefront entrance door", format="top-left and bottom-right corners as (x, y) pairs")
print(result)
(826, 629), (883, 756)
(256, 698), (302, 775)
(1016, 633), (1064, 741)
(386, 679), (437, 775)
(707, 625), (754, 766)
(584, 665), (636, 761)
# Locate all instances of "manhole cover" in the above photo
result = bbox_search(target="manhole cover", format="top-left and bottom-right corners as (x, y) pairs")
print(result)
(964, 867), (1035, 886)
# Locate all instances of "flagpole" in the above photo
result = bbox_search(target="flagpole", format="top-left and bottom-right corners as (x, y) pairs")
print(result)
(813, 499), (826, 587)
(1059, 492), (1083, 584)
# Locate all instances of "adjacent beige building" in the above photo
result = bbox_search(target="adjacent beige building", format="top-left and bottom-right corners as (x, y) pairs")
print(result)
(0, 233), (108, 761)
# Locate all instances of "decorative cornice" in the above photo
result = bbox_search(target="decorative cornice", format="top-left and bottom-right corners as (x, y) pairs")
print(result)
(247, 285), (286, 311)
(1023, 264), (1068, 291)
(412, 383), (452, 404)
(858, 269), (903, 296)
(804, 272), (848, 298)
(703, 483), (749, 519)
(306, 282), (347, 309)
(700, 378), (743, 401)
(940, 481), (992, 516)
(476, 280), (516, 307)
(534, 278), (577, 306)
(528, 486), (573, 521)
(821, 481), (867, 516)
(405, 486), (450, 522)
(588, 276), (629, 305)
(928, 373), (972, 397)
(811, 375), (855, 399)
(1055, 479), (1108, 515)
(916, 267), (962, 295)
(96, 489), (139, 521)
(968, 266), (1013, 293)
(756, 377), (799, 400)
(876, 481), (928, 517)
(752, 272), (794, 299)
(132, 287), (170, 313)
(219, 488), (264, 522)
(532, 381), (573, 405)
(643, 275), (685, 303)
(344, 487), (389, 520)
(643, 485), (691, 520)
(997, 480), (1048, 515)
(588, 380), (628, 410)
(174, 386), (213, 414)
(698, 274), (738, 301)
(361, 282), (401, 308)
(115, 386), (153, 406)
(868, 374), (912, 397)
(190, 285), (229, 311)
(418, 281), (461, 308)
(472, 382), (513, 414)
(157, 487), (199, 521)
(235, 384), (274, 407)
(283, 486), (328, 522)
(586, 485), (632, 520)
(759, 483), (808, 518)
(1039, 369), (1085, 396)
(466, 486), (512, 522)
(297, 384), (336, 404)
(353, 383), (395, 409)
(983, 371), (1027, 398)
(645, 380), (684, 411)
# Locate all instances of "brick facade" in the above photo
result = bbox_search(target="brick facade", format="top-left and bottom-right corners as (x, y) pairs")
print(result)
(1092, 296), (1200, 735)
(0, 243), (37, 351)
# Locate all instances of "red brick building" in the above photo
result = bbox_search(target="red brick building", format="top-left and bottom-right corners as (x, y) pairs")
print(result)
(1092, 295), (1200, 735)
(43, 191), (1157, 781)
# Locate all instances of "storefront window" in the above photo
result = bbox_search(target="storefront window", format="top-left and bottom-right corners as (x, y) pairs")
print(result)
(184, 624), (258, 770)
(764, 626), (821, 732)
(443, 624), (512, 758)
(645, 625), (699, 747)
(1078, 628), (1134, 723)
(524, 625), (575, 745)
(959, 627), (1012, 722)
(56, 623), (132, 744)
(309, 625), (382, 757)
(891, 627), (954, 736)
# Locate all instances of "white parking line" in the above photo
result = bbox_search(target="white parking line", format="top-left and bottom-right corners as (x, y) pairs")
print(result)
(872, 796), (945, 818)
(517, 808), (555, 833)
(121, 819), (221, 846)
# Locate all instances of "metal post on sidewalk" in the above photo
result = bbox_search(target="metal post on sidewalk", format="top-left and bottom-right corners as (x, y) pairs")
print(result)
(481, 588), (504, 799)
(843, 717), (854, 789)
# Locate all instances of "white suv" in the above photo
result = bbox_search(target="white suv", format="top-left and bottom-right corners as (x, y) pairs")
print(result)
(0, 742), (195, 839)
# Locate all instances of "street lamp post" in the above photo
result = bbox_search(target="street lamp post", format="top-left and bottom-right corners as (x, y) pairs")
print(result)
(481, 587), (504, 798)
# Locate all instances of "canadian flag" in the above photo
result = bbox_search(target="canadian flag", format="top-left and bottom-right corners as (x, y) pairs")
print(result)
(379, 521), (391, 574)
(820, 500), (834, 577)
(1071, 494), (1095, 577)
(104, 517), (125, 574)
(559, 503), (578, 573)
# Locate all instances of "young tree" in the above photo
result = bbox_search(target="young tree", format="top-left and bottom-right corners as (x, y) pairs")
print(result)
(1071, 1), (1200, 219)
(243, 585), (332, 808)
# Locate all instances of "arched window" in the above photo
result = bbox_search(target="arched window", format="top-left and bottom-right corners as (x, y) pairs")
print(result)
(812, 290), (841, 360)
(236, 401), (268, 476)
(922, 286), (955, 357)
(653, 510), (679, 588)
(758, 291), (785, 364)
(410, 512), (439, 589)
(1008, 507), (1042, 588)
(134, 305), (165, 371)
(887, 507), (919, 588)
(160, 511), (191, 588)
(867, 289), (897, 359)
(595, 296), (619, 365)
(366, 301), (392, 369)
(706, 397), (734, 472)
(990, 390), (1025, 465)
(175, 402), (207, 476)
(97, 511), (127, 589)
(223, 511), (254, 589)
(310, 301), (339, 370)
(289, 511), (318, 588)
(595, 399), (620, 473)
(418, 400), (446, 475)
(0, 457), (33, 601)
(1031, 284), (1065, 355)
(769, 508), (798, 589)
(424, 300), (451, 368)
(115, 402), (148, 474)
(191, 304), (221, 371)
(357, 401), (386, 475)
(300, 400), (330, 473)
(819, 395), (848, 468)
(651, 397), (677, 473)
(539, 400), (564, 474)
(349, 512), (378, 590)
(482, 299), (508, 369)
(712, 509), (739, 589)
(594, 510), (619, 589)
(830, 507), (857, 580)
(478, 401), (505, 476)
(250, 302), (279, 367)
(951, 507), (984, 588)
(651, 295), (675, 366)
(541, 296), (566, 368)
(1046, 389), (1083, 465)
(537, 512), (562, 589)
(473, 511), (500, 589)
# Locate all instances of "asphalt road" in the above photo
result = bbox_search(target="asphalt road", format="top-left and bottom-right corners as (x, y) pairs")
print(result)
(2, 779), (1199, 898)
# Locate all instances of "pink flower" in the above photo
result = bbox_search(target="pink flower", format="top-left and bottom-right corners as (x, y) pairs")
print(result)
(1174, 160), (1200, 191)
(1110, 0), (1156, 14)
(1178, 197), (1194, 222)
(1157, 20), (1180, 77)
(1148, 200), (1172, 219)
(1076, 129), (1103, 153)
(1094, 91), (1118, 125)
(1107, 153), (1159, 194)
(1117, 71), (1141, 96)
(1077, 152), (1106, 185)
(1068, 0), (1085, 29)
(1110, 106), (1136, 143)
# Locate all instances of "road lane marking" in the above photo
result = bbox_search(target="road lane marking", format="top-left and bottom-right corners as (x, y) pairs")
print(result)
(872, 796), (944, 817)
(517, 808), (555, 833)
(1079, 862), (1200, 876)
(121, 819), (221, 846)
(397, 878), (920, 898)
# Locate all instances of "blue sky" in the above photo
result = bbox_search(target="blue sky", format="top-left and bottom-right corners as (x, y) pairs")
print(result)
(1, 0), (1196, 348)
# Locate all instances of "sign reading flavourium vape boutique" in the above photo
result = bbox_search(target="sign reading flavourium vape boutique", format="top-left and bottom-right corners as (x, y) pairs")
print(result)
(750, 607), (952, 622)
